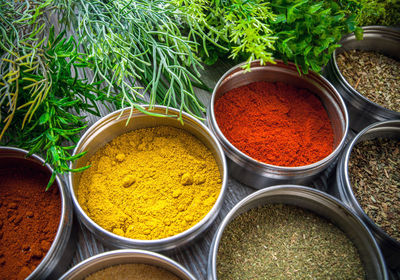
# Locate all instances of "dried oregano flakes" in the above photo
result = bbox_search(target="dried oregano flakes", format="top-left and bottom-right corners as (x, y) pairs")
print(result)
(336, 50), (400, 112)
(349, 137), (400, 241)
(217, 204), (365, 280)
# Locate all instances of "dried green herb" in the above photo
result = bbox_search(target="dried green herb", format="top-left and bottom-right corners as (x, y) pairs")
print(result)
(217, 204), (365, 280)
(336, 50), (400, 112)
(349, 138), (400, 241)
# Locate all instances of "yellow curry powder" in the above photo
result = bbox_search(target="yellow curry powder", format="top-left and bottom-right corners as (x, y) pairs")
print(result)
(78, 126), (222, 240)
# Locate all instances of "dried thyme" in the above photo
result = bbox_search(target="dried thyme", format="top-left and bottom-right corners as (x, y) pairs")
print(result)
(217, 204), (365, 280)
(336, 50), (400, 112)
(349, 138), (400, 241)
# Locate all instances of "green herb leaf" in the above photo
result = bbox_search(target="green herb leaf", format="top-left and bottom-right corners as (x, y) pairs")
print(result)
(39, 112), (50, 125)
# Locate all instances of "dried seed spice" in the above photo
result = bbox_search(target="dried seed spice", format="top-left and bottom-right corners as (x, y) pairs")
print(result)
(217, 204), (365, 280)
(349, 138), (400, 241)
(336, 50), (400, 112)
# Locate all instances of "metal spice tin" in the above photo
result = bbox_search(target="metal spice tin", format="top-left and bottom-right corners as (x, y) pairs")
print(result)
(324, 26), (400, 132)
(68, 105), (227, 252)
(207, 185), (387, 280)
(332, 120), (400, 269)
(207, 60), (348, 188)
(60, 249), (196, 280)
(0, 147), (75, 280)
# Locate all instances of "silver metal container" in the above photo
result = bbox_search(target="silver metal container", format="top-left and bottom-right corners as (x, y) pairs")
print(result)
(207, 185), (387, 280)
(0, 147), (75, 280)
(60, 249), (196, 279)
(333, 120), (400, 269)
(207, 60), (348, 188)
(324, 26), (400, 132)
(68, 105), (227, 251)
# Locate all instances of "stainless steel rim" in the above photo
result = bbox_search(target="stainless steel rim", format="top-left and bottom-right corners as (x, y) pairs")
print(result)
(342, 120), (400, 246)
(60, 249), (196, 280)
(208, 185), (387, 280)
(68, 105), (227, 250)
(0, 146), (71, 279)
(331, 26), (400, 117)
(208, 60), (349, 174)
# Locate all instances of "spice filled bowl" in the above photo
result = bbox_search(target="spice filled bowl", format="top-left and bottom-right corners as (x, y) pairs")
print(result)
(208, 185), (387, 280)
(208, 60), (348, 188)
(0, 147), (75, 279)
(324, 26), (400, 132)
(68, 105), (227, 251)
(333, 120), (400, 269)
(60, 249), (195, 280)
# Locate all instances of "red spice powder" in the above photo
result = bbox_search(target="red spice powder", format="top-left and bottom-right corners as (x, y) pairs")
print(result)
(0, 158), (61, 280)
(214, 81), (334, 167)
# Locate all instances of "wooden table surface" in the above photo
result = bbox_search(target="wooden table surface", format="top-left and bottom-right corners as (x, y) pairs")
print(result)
(64, 60), (398, 280)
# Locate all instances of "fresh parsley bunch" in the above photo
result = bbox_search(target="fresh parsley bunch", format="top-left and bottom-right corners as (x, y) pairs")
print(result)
(270, 0), (361, 73)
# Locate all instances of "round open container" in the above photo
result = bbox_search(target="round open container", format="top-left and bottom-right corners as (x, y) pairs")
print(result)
(333, 120), (400, 269)
(68, 105), (227, 251)
(0, 147), (75, 279)
(207, 185), (387, 280)
(324, 26), (400, 132)
(60, 249), (195, 280)
(207, 60), (348, 188)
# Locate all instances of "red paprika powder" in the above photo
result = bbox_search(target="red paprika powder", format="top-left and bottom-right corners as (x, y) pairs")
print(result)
(0, 158), (61, 280)
(214, 81), (334, 167)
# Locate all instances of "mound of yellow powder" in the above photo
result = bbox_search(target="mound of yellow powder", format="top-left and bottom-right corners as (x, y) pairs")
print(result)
(78, 126), (222, 240)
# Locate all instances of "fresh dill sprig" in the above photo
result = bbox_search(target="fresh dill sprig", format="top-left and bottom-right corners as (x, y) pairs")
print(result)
(56, 0), (209, 119)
